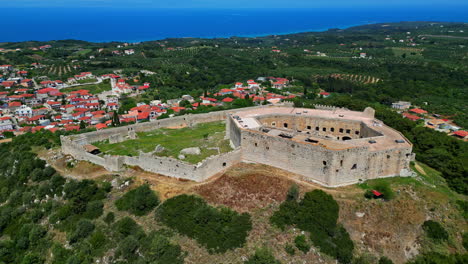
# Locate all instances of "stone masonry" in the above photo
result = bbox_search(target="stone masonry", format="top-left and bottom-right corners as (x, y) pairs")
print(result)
(61, 104), (415, 187)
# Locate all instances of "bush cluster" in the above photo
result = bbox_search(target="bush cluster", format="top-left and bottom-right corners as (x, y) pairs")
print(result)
(155, 194), (252, 253)
(422, 220), (449, 241)
(115, 184), (160, 216)
(271, 190), (354, 263)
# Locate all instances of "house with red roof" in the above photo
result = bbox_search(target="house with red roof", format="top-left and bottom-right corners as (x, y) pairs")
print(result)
(45, 101), (62, 110)
(8, 101), (22, 109)
(0, 65), (13, 71)
(222, 97), (234, 103)
(17, 70), (28, 76)
(137, 111), (150, 121)
(113, 79), (133, 95)
(27, 115), (46, 124)
(1, 81), (16, 89)
(319, 92), (331, 98)
(452, 130), (468, 140)
(60, 104), (76, 114)
(65, 125), (80, 131)
(410, 108), (428, 115)
(107, 103), (119, 111)
(171, 106), (186, 113)
(20, 79), (33, 88)
(95, 123), (107, 130)
(37, 87), (59, 98)
(402, 113), (421, 121)
(0, 117), (14, 132)
(201, 97), (217, 104)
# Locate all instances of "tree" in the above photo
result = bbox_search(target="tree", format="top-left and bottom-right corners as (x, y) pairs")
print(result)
(379, 256), (394, 264)
(68, 219), (95, 244)
(115, 184), (159, 216)
(114, 217), (144, 238)
(286, 184), (299, 201)
(118, 236), (139, 260)
(244, 247), (281, 264)
(294, 235), (310, 253)
(104, 212), (115, 225)
(111, 111), (120, 127)
(422, 220), (448, 241)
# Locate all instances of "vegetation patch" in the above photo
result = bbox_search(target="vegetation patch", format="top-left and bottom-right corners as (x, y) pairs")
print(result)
(61, 79), (111, 94)
(115, 184), (159, 216)
(94, 121), (233, 164)
(244, 247), (281, 264)
(270, 189), (354, 263)
(155, 194), (252, 253)
(422, 220), (449, 242)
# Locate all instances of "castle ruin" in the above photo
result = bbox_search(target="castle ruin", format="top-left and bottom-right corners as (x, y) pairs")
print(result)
(61, 104), (415, 187)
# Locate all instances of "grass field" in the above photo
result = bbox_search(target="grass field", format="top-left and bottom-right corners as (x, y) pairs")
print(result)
(93, 121), (232, 164)
(62, 80), (111, 94)
(390, 47), (424, 59)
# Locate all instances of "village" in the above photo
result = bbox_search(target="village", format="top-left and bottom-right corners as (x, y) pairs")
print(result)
(0, 59), (466, 142)
(0, 61), (305, 138)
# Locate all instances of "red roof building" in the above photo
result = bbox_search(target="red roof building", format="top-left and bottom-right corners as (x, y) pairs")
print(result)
(453, 130), (468, 139)
(402, 113), (422, 121)
(410, 108), (428, 115)
(95, 123), (107, 130)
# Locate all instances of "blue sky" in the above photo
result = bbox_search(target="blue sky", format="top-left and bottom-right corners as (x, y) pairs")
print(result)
(1, 0), (467, 8)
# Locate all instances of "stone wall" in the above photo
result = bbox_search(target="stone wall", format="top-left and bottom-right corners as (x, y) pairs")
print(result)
(239, 129), (374, 186)
(60, 104), (291, 181)
(123, 149), (242, 181)
(255, 114), (366, 140)
(61, 102), (412, 187)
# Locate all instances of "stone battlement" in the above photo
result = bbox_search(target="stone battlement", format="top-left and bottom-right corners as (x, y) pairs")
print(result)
(61, 104), (415, 187)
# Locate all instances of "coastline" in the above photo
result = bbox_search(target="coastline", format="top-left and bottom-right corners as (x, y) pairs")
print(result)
(0, 7), (467, 43)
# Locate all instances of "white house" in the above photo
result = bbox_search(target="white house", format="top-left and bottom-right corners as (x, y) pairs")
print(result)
(15, 105), (33, 117)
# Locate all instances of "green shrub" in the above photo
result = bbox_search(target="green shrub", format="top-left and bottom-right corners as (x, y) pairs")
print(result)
(244, 247), (281, 264)
(463, 232), (468, 250)
(270, 190), (354, 263)
(114, 217), (144, 239)
(379, 256), (394, 264)
(117, 235), (139, 260)
(294, 235), (310, 253)
(422, 220), (448, 241)
(286, 184), (299, 201)
(285, 244), (295, 256)
(68, 219), (95, 244)
(104, 212), (115, 225)
(155, 194), (252, 253)
(84, 200), (103, 219)
(141, 232), (185, 264)
(407, 252), (468, 264)
(115, 184), (159, 216)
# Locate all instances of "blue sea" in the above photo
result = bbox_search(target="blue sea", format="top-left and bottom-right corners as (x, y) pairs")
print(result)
(1, 7), (467, 42)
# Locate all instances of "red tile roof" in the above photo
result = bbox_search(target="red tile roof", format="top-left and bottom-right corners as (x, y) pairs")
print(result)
(453, 131), (468, 138)
(402, 113), (421, 121)
(95, 123), (107, 130)
(410, 108), (428, 115)
(8, 102), (21, 107)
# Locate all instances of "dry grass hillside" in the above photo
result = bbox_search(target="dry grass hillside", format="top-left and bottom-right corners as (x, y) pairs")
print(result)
(41, 148), (467, 264)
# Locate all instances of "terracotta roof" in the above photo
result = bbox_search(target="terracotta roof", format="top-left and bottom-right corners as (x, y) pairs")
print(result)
(453, 131), (468, 138)
(410, 108), (428, 114)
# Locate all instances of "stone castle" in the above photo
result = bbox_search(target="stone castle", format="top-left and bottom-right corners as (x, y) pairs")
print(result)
(61, 104), (415, 187)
